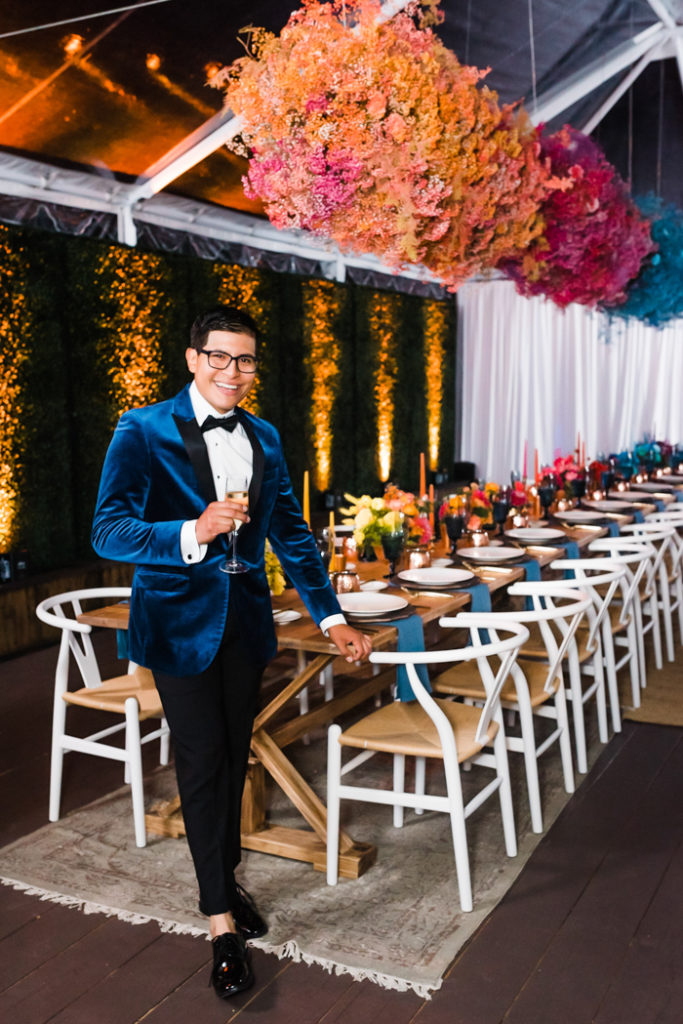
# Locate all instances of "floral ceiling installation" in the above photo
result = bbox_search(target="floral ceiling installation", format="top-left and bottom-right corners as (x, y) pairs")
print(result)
(216, 0), (671, 321)
(609, 195), (683, 327)
(223, 0), (555, 290)
(501, 127), (655, 309)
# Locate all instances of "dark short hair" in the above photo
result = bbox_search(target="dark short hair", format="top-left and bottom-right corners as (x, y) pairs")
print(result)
(189, 306), (259, 351)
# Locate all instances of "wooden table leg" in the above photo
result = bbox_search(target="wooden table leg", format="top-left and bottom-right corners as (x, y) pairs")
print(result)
(243, 727), (376, 878)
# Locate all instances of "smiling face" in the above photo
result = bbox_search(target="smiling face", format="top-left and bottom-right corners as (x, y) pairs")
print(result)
(185, 329), (257, 413)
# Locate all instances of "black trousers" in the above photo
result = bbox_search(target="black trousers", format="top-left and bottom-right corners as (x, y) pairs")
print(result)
(153, 611), (264, 916)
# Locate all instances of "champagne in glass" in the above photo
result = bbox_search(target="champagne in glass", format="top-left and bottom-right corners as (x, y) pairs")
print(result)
(220, 475), (250, 574)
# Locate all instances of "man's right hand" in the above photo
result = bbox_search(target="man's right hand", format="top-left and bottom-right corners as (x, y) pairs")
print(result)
(195, 498), (250, 544)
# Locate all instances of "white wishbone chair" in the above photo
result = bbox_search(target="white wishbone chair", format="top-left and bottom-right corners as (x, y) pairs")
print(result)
(326, 618), (529, 912)
(430, 590), (591, 834)
(620, 521), (679, 662)
(587, 537), (657, 702)
(35, 588), (169, 848)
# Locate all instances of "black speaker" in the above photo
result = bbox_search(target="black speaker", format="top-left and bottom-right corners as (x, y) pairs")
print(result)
(453, 461), (476, 484)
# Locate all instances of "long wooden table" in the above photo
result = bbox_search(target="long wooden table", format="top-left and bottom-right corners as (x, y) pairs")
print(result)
(76, 526), (608, 877)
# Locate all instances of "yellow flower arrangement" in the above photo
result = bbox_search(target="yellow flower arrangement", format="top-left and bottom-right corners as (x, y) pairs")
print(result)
(264, 540), (286, 595)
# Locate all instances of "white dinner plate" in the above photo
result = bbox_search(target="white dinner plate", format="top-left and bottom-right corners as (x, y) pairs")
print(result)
(608, 490), (655, 501)
(397, 567), (474, 587)
(556, 510), (603, 523)
(272, 609), (302, 624)
(632, 481), (676, 492)
(457, 545), (522, 562)
(360, 580), (388, 592)
(430, 557), (454, 567)
(337, 592), (408, 616)
(505, 528), (566, 544)
(583, 499), (634, 511)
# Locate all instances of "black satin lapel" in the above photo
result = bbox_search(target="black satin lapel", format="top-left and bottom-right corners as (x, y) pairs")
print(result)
(173, 414), (216, 506)
(238, 410), (265, 511)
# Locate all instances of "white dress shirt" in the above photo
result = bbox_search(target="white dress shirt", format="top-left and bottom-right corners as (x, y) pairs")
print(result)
(180, 382), (345, 636)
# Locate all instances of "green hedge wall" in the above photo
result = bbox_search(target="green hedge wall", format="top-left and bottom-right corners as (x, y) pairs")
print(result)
(0, 222), (456, 571)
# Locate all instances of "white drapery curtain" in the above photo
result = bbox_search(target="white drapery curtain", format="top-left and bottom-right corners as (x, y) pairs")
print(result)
(458, 279), (683, 482)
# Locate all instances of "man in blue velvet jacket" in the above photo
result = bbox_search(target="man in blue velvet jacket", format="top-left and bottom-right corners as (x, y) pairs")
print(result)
(92, 306), (372, 999)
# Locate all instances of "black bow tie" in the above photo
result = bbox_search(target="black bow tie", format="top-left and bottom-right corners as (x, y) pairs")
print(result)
(201, 414), (238, 433)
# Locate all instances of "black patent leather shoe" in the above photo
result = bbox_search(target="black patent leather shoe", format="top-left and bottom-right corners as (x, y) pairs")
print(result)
(232, 884), (268, 940)
(209, 932), (253, 999)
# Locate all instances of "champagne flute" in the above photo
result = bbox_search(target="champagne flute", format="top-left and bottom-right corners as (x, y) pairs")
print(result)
(220, 474), (250, 574)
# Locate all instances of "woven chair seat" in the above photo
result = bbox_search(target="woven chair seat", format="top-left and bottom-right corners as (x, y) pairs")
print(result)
(338, 698), (498, 763)
(63, 667), (162, 720)
(433, 657), (561, 709)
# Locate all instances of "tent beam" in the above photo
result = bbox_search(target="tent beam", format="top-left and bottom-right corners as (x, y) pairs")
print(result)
(581, 39), (666, 135)
(125, 0), (414, 213)
(531, 22), (668, 124)
(647, 0), (683, 99)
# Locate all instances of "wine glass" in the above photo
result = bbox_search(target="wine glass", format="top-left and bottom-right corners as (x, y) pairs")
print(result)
(537, 479), (556, 521)
(220, 475), (250, 574)
(492, 488), (511, 536)
(381, 530), (405, 577)
(442, 513), (465, 556)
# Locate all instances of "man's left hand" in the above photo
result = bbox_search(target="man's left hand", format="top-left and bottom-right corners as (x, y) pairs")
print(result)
(328, 624), (373, 664)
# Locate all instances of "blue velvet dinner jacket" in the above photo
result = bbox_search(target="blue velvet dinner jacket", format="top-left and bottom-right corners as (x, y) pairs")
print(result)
(91, 384), (342, 675)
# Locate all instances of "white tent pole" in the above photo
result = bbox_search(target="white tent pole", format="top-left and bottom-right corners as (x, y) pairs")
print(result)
(121, 0), (415, 242)
(581, 40), (665, 135)
(530, 22), (668, 125)
(646, 0), (683, 98)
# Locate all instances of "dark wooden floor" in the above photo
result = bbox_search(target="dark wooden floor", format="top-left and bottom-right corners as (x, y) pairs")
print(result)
(1, 639), (682, 1023)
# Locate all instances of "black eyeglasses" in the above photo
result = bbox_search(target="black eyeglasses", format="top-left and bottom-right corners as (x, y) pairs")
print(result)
(200, 350), (259, 373)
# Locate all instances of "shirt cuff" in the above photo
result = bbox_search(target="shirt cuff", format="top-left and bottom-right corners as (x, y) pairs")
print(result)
(320, 613), (347, 636)
(180, 520), (207, 564)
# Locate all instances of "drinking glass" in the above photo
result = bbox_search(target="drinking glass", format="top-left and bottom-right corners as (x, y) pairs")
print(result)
(381, 530), (405, 577)
(220, 475), (249, 574)
(538, 481), (556, 521)
(442, 514), (465, 556)
(492, 489), (511, 536)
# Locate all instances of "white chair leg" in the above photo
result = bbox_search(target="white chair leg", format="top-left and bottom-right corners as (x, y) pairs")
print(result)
(593, 652), (610, 745)
(326, 725), (342, 885)
(159, 719), (170, 765)
(566, 654), (588, 774)
(649, 593), (663, 670)
(414, 756), (426, 815)
(625, 624), (641, 708)
(601, 627), (622, 734)
(321, 664), (334, 702)
(493, 725), (517, 858)
(49, 696), (67, 822)
(659, 566), (675, 662)
(515, 697), (543, 833)
(125, 698), (147, 848)
(554, 688), (575, 795)
(393, 753), (405, 827)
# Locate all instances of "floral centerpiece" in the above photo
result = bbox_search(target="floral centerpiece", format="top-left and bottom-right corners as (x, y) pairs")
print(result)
(340, 484), (433, 553)
(384, 484), (433, 545)
(265, 540), (286, 595)
(541, 454), (584, 499)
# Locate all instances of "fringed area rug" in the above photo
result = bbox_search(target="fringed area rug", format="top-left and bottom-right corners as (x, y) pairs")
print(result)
(0, 732), (590, 998)
(622, 660), (683, 727)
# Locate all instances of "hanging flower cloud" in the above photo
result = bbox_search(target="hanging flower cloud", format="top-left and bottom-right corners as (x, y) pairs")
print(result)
(222, 0), (555, 290)
(501, 126), (654, 308)
(608, 194), (683, 326)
